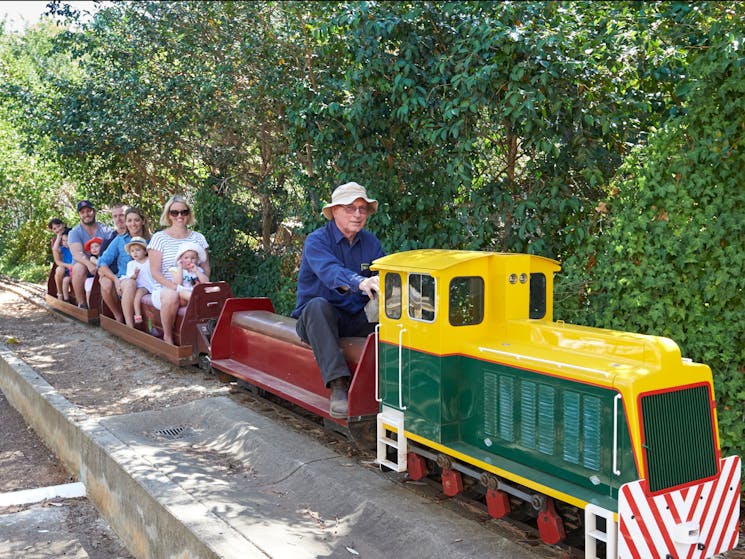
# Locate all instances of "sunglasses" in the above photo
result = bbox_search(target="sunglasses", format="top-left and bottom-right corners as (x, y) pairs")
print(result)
(169, 208), (191, 217)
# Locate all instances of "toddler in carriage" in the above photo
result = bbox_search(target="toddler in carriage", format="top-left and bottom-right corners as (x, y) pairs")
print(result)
(121, 236), (154, 325)
(170, 241), (209, 305)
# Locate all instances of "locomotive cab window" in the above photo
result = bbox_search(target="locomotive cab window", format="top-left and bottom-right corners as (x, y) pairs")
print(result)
(384, 273), (402, 319)
(409, 273), (435, 322)
(449, 276), (484, 326)
(529, 273), (547, 319)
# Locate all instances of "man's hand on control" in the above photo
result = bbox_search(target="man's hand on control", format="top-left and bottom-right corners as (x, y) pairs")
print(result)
(358, 275), (380, 299)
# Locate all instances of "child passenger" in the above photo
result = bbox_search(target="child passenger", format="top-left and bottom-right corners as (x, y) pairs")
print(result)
(84, 236), (103, 266)
(52, 228), (74, 302)
(171, 241), (209, 305)
(83, 236), (103, 304)
(120, 236), (154, 325)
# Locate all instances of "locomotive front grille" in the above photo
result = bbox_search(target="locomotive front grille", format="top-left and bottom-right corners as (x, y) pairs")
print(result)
(640, 385), (718, 493)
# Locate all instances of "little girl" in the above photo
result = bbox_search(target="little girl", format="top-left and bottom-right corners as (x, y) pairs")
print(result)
(172, 241), (209, 305)
(84, 236), (103, 266)
(120, 237), (154, 325)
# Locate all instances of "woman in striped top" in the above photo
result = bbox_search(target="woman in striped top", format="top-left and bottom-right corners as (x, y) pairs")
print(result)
(148, 195), (211, 345)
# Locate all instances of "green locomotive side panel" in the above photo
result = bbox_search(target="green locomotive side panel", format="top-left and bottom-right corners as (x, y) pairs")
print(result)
(460, 359), (638, 497)
(379, 343), (639, 501)
(379, 342), (444, 441)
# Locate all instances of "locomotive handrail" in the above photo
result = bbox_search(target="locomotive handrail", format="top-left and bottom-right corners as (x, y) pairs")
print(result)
(478, 347), (612, 378)
(375, 323), (382, 403)
(398, 326), (407, 410)
(613, 393), (622, 476)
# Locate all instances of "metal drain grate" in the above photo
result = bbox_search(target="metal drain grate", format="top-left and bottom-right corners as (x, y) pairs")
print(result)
(152, 424), (193, 441)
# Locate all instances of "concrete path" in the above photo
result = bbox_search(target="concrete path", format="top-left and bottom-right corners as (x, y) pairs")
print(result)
(0, 346), (551, 559)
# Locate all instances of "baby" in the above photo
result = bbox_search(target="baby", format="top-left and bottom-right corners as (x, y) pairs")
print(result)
(83, 236), (104, 304)
(171, 241), (209, 305)
(121, 236), (154, 325)
(84, 236), (103, 266)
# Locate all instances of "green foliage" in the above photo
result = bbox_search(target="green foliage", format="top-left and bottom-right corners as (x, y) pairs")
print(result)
(0, 25), (73, 239)
(563, 2), (745, 458)
(231, 252), (299, 316)
(286, 1), (675, 261)
(0, 258), (49, 283)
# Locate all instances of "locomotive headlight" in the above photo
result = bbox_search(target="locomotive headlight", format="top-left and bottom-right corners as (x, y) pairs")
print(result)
(509, 273), (518, 284)
(519, 273), (528, 283)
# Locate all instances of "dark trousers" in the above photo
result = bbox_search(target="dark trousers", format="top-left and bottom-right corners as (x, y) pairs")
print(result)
(295, 297), (376, 387)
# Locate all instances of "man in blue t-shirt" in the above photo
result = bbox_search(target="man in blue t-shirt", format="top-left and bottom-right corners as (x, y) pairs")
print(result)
(68, 200), (114, 309)
(291, 182), (384, 418)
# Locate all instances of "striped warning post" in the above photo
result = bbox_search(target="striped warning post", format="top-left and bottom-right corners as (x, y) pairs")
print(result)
(618, 455), (740, 559)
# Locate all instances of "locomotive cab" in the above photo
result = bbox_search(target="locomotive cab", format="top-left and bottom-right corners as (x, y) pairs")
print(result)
(372, 250), (560, 444)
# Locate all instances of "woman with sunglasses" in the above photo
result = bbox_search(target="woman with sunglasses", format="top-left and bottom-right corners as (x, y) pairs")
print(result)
(147, 195), (211, 345)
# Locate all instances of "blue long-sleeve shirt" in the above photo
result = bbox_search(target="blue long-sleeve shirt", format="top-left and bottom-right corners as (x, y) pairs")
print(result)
(291, 221), (385, 318)
(98, 233), (133, 276)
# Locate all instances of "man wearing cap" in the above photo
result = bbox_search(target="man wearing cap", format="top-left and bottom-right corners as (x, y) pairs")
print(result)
(291, 182), (385, 418)
(68, 200), (114, 309)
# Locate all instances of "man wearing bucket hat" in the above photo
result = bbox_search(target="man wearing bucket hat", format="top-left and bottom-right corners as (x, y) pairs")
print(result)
(291, 181), (385, 418)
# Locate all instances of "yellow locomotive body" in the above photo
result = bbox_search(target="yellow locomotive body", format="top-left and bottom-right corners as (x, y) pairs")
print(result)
(372, 250), (740, 558)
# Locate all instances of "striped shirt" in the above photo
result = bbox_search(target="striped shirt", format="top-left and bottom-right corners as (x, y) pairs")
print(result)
(147, 230), (208, 290)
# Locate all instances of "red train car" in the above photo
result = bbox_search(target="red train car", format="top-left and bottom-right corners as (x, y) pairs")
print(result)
(209, 297), (378, 446)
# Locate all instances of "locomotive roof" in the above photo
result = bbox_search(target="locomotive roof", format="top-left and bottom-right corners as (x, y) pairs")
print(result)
(372, 249), (560, 272)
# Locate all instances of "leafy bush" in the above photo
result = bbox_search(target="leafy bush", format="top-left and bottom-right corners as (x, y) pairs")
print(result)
(561, 6), (745, 458)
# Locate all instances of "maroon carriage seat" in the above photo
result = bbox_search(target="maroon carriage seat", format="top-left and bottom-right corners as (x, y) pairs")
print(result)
(210, 298), (379, 425)
(231, 310), (367, 364)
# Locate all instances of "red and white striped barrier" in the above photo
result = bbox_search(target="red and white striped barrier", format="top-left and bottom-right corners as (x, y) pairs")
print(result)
(618, 455), (741, 559)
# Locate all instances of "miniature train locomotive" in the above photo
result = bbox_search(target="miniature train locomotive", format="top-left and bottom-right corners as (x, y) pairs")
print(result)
(45, 250), (741, 558)
(208, 250), (741, 559)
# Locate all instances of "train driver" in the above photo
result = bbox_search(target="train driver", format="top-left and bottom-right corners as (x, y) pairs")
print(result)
(291, 182), (385, 418)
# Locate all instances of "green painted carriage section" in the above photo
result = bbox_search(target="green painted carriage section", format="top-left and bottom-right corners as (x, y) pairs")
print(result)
(379, 342), (639, 506)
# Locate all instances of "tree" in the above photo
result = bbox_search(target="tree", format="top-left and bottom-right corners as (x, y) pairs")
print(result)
(286, 2), (676, 262)
(0, 22), (76, 271)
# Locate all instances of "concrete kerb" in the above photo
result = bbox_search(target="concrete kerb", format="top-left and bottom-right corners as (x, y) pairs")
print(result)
(0, 346), (264, 559)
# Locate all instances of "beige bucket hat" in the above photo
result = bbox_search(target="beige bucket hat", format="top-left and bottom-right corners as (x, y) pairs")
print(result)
(321, 182), (378, 220)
